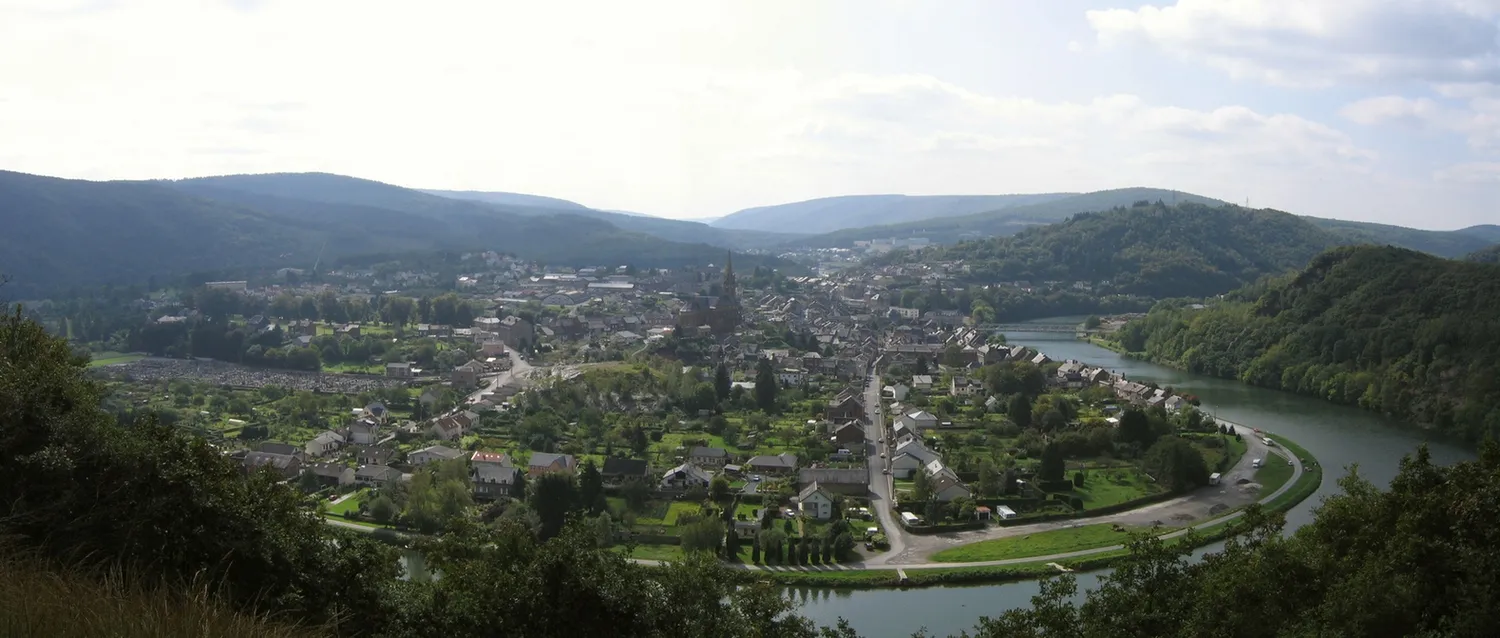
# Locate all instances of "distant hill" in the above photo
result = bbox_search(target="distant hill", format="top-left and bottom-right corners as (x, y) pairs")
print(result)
(890, 201), (1344, 298)
(791, 188), (1227, 248)
(713, 193), (1076, 234)
(1115, 245), (1500, 442)
(1467, 244), (1500, 263)
(1303, 217), (1495, 258)
(0, 170), (782, 297)
(423, 188), (800, 250)
(420, 188), (590, 211)
(1458, 224), (1500, 243)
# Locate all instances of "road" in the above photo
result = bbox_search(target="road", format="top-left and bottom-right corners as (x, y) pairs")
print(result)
(466, 350), (534, 404)
(862, 371), (908, 562)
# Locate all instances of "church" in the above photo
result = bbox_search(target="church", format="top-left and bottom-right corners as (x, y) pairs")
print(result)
(675, 253), (742, 337)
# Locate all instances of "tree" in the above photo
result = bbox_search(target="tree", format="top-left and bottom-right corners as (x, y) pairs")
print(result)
(912, 469), (934, 503)
(1143, 437), (1211, 492)
(1040, 443), (1066, 483)
(679, 514), (724, 554)
(578, 459), (606, 515)
(978, 462), (1003, 497)
(714, 363), (732, 401)
(724, 526), (742, 559)
(1009, 393), (1033, 429)
(528, 472), (579, 540)
(751, 539), (761, 563)
(1073, 470), (1086, 488)
(369, 494), (398, 523)
(915, 355), (929, 376)
(754, 358), (778, 413)
(621, 478), (650, 511)
(710, 476), (731, 501)
(1118, 407), (1158, 449)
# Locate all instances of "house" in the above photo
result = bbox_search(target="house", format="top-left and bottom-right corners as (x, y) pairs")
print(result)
(1164, 395), (1188, 412)
(243, 451), (301, 480)
(257, 441), (303, 460)
(352, 444), (395, 467)
(825, 387), (865, 422)
(386, 362), (413, 378)
(733, 518), (761, 540)
(924, 458), (960, 483)
(932, 475), (972, 502)
(797, 482), (836, 520)
(302, 462), (355, 488)
(472, 451), (518, 500)
(452, 361), (481, 388)
(349, 418), (380, 445)
(409, 445), (465, 466)
(776, 368), (806, 386)
(355, 465), (403, 487)
(528, 452), (577, 476)
(883, 383), (910, 401)
(661, 463), (713, 490)
(890, 440), (941, 479)
(744, 452), (799, 475)
(363, 402), (389, 423)
(893, 410), (938, 436)
(600, 457), (651, 484)
(832, 422), (866, 445)
(797, 468), (867, 496)
(911, 375), (934, 391)
(495, 315), (535, 349)
(304, 431), (345, 458)
(949, 376), (983, 396)
(429, 414), (466, 441)
(689, 446), (729, 468)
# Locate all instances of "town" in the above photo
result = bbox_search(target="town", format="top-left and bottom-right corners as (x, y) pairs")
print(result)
(75, 249), (1283, 570)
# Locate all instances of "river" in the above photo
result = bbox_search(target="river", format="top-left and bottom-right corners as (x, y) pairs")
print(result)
(795, 322), (1475, 637)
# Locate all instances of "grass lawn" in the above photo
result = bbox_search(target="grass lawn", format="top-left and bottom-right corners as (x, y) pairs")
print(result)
(1070, 467), (1160, 509)
(930, 523), (1160, 563)
(632, 501), (701, 533)
(327, 489), (369, 516)
(1254, 458), (1295, 494)
(324, 361), (384, 374)
(89, 352), (144, 367)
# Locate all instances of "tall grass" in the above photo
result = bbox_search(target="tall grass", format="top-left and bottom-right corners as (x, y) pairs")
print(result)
(0, 548), (327, 638)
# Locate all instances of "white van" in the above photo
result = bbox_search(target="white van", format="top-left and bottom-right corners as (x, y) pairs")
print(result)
(1209, 472), (1221, 485)
(1252, 458), (1264, 469)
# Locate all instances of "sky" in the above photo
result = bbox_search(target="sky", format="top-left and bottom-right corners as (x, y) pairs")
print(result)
(1, 0), (1498, 228)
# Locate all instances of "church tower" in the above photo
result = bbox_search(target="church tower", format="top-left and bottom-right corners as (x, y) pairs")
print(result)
(720, 251), (738, 307)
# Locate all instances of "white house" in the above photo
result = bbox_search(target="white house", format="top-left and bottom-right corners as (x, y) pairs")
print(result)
(911, 375), (934, 391)
(923, 458), (960, 483)
(883, 383), (910, 401)
(661, 463), (713, 490)
(890, 440), (941, 479)
(932, 475), (972, 502)
(777, 368), (806, 386)
(304, 431), (344, 458)
(348, 418), (379, 445)
(894, 410), (938, 435)
(797, 482), (836, 520)
(471, 451), (518, 500)
(409, 445), (465, 466)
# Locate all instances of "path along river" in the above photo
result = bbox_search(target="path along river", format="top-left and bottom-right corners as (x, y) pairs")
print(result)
(795, 323), (1475, 637)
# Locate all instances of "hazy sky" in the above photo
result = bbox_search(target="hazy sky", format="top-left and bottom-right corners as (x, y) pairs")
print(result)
(2, 0), (1498, 228)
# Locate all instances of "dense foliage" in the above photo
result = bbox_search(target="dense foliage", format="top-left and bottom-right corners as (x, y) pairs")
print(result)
(956, 444), (1500, 637)
(1116, 246), (1500, 442)
(895, 202), (1346, 298)
(1304, 216), (1497, 258)
(1466, 243), (1500, 263)
(0, 170), (782, 296)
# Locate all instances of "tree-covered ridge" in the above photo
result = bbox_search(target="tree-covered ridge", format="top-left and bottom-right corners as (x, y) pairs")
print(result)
(1115, 245), (1500, 442)
(0, 170), (784, 297)
(1303, 216), (1496, 258)
(1466, 243), (1500, 263)
(899, 202), (1346, 298)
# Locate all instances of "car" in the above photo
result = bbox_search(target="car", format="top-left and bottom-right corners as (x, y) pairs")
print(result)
(879, 452), (886, 458)
(327, 493), (339, 501)
(882, 468), (891, 475)
(751, 474), (762, 482)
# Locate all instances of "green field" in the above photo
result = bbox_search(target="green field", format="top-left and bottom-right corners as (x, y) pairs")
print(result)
(327, 489), (368, 516)
(1070, 467), (1161, 508)
(88, 352), (144, 367)
(930, 523), (1159, 563)
(1254, 456), (1295, 494)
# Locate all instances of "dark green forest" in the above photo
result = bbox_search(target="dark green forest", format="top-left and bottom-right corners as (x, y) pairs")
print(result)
(7, 296), (1500, 635)
(1466, 243), (1500, 263)
(1114, 246), (1500, 442)
(0, 171), (781, 297)
(890, 202), (1349, 298)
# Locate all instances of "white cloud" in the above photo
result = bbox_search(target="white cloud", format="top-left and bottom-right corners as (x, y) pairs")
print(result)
(1343, 95), (1500, 150)
(1087, 0), (1500, 87)
(1434, 161), (1500, 182)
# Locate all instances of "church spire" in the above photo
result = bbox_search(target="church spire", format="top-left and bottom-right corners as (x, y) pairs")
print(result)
(721, 251), (738, 303)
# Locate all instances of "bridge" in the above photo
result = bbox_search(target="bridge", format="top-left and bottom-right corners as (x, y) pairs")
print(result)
(978, 323), (1089, 334)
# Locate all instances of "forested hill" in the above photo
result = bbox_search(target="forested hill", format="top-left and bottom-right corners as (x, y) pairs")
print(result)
(715, 193), (1076, 234)
(1302, 217), (1496, 258)
(891, 201), (1345, 298)
(0, 170), (781, 297)
(1466, 244), (1500, 263)
(1115, 245), (1500, 442)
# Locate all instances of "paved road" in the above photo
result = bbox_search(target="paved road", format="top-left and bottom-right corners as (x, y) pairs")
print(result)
(861, 372), (908, 562)
(466, 350), (533, 404)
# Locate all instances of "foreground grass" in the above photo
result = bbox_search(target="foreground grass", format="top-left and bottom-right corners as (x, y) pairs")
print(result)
(1254, 456), (1295, 493)
(1072, 467), (1160, 509)
(0, 551), (322, 638)
(930, 523), (1158, 563)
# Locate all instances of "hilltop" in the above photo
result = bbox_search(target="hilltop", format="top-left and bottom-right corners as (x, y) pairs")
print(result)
(1301, 217), (1496, 258)
(714, 193), (1076, 235)
(1467, 243), (1500, 263)
(1114, 245), (1500, 442)
(887, 201), (1343, 298)
(786, 188), (1227, 248)
(0, 170), (781, 297)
